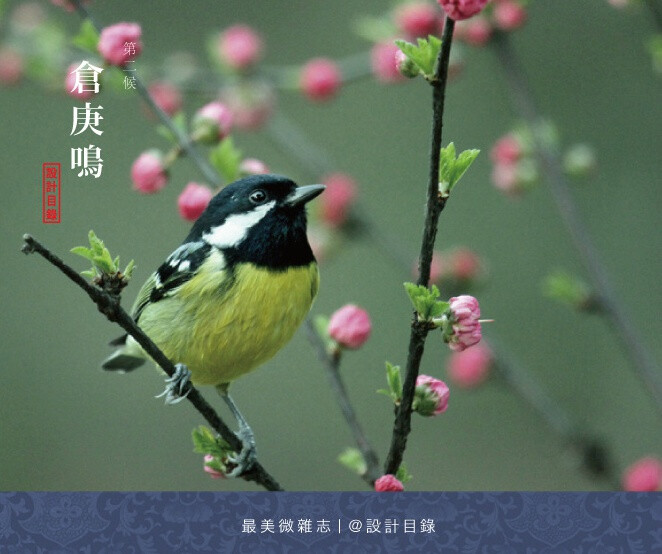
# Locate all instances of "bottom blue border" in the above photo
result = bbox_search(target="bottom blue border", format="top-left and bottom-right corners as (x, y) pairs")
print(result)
(1, 492), (660, 552)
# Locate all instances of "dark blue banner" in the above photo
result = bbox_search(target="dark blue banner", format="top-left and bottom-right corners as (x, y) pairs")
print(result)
(1, 492), (660, 552)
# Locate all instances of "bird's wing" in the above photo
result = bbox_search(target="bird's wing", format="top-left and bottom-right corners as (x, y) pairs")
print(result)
(130, 241), (211, 322)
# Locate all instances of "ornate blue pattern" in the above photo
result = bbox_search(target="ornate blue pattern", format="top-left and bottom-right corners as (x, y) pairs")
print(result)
(0, 492), (659, 552)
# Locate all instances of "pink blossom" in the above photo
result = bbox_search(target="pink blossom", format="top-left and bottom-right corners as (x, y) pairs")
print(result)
(148, 82), (182, 116)
(492, 0), (527, 30)
(490, 134), (522, 164)
(374, 474), (404, 492)
(320, 173), (357, 227)
(131, 150), (167, 194)
(394, 2), (441, 38)
(203, 455), (225, 479)
(491, 162), (520, 195)
(220, 82), (274, 131)
(451, 248), (481, 280)
(328, 304), (372, 349)
(192, 101), (233, 143)
(437, 0), (491, 21)
(178, 183), (213, 221)
(622, 457), (662, 491)
(371, 42), (405, 84)
(447, 295), (482, 352)
(219, 24), (263, 70)
(455, 17), (492, 46)
(240, 158), (270, 176)
(0, 48), (23, 86)
(447, 342), (492, 387)
(65, 63), (93, 100)
(415, 375), (450, 415)
(300, 58), (341, 102)
(98, 22), (142, 66)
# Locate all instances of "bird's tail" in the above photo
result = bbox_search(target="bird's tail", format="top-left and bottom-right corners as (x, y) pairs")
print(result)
(101, 334), (146, 372)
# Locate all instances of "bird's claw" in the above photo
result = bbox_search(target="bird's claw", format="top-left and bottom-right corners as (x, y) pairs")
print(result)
(225, 426), (257, 478)
(155, 363), (192, 404)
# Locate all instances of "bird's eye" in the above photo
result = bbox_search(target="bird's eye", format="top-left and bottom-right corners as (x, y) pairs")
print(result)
(249, 189), (267, 204)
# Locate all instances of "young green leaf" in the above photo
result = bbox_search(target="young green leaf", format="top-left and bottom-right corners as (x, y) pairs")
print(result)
(438, 142), (480, 196)
(71, 19), (99, 53)
(404, 282), (446, 321)
(395, 462), (413, 484)
(395, 35), (442, 79)
(338, 447), (367, 476)
(209, 136), (241, 183)
(385, 362), (403, 402)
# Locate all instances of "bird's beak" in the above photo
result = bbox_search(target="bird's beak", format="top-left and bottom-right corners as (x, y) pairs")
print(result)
(285, 184), (325, 207)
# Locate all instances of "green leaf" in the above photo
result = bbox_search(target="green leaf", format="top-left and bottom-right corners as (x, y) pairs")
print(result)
(542, 270), (591, 309)
(404, 282), (446, 321)
(70, 246), (92, 260)
(385, 362), (402, 401)
(395, 463), (413, 484)
(338, 447), (367, 476)
(192, 425), (230, 457)
(209, 136), (242, 183)
(72, 19), (100, 53)
(395, 35), (442, 79)
(354, 16), (398, 42)
(439, 142), (480, 196)
(123, 259), (136, 279)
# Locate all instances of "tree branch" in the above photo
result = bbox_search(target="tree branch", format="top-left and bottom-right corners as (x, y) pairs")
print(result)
(304, 319), (381, 485)
(491, 30), (662, 417)
(384, 18), (456, 476)
(22, 234), (283, 491)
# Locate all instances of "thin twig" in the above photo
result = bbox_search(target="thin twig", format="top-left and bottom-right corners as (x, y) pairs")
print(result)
(22, 235), (283, 491)
(304, 320), (381, 485)
(491, 30), (662, 416)
(384, 18), (456, 476)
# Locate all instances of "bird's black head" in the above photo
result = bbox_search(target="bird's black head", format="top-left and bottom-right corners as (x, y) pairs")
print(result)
(186, 174), (324, 270)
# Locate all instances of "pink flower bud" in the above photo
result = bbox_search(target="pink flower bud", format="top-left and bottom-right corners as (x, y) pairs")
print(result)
(492, 0), (527, 30)
(218, 24), (263, 70)
(98, 22), (142, 66)
(455, 17), (492, 46)
(622, 457), (662, 491)
(447, 295), (482, 352)
(451, 248), (481, 280)
(415, 375), (450, 415)
(192, 101), (234, 143)
(394, 2), (442, 38)
(328, 304), (372, 349)
(447, 342), (492, 387)
(148, 81), (182, 117)
(374, 474), (404, 492)
(490, 134), (522, 165)
(220, 81), (274, 131)
(0, 47), (23, 86)
(178, 182), (213, 221)
(131, 150), (167, 194)
(239, 158), (270, 176)
(300, 58), (341, 102)
(320, 173), (357, 227)
(491, 162), (520, 195)
(203, 454), (225, 479)
(437, 0), (490, 21)
(371, 42), (405, 84)
(65, 63), (93, 100)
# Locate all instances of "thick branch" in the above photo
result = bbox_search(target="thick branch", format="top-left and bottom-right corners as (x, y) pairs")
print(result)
(491, 31), (662, 416)
(304, 319), (381, 485)
(384, 18), (456, 476)
(22, 234), (282, 491)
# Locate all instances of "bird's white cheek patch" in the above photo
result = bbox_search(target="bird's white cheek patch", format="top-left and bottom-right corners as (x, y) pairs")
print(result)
(202, 201), (275, 249)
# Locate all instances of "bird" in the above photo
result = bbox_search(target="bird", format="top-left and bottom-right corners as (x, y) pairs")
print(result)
(101, 174), (324, 475)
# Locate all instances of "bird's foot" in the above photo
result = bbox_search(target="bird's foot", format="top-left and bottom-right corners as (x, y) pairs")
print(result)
(225, 423), (257, 478)
(155, 363), (192, 404)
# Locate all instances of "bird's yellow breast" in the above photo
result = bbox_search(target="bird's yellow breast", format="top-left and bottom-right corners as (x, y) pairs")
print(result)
(138, 258), (319, 386)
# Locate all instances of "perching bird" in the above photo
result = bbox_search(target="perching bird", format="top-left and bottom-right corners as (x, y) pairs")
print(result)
(102, 174), (324, 475)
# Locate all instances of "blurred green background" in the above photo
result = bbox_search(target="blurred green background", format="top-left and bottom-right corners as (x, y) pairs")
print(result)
(1, 0), (660, 491)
